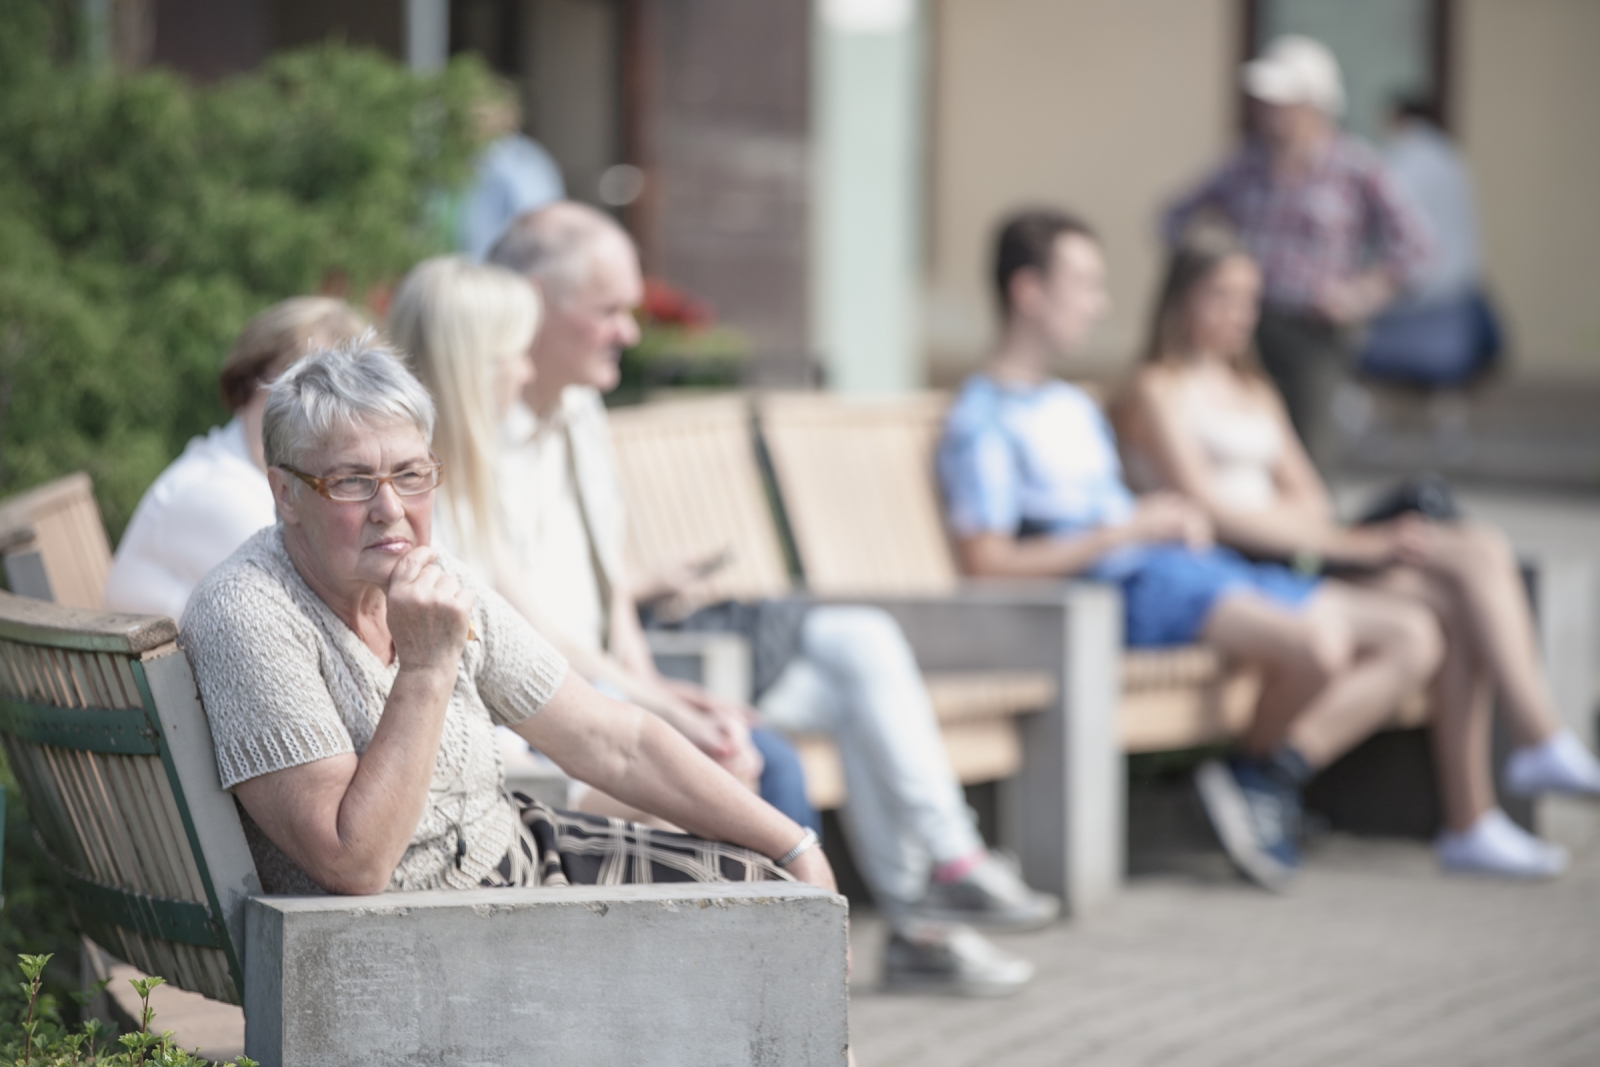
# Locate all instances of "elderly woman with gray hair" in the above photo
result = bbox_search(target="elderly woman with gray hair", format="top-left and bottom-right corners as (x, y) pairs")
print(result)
(179, 340), (836, 896)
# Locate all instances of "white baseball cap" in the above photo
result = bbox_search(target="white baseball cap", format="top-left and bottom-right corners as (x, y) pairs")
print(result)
(1242, 35), (1345, 116)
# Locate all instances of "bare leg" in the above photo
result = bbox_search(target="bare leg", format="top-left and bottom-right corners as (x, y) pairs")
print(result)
(1419, 522), (1561, 745)
(1202, 583), (1442, 769)
(1358, 565), (1496, 832)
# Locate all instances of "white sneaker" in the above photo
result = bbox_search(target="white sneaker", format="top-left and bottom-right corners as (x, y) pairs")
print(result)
(912, 853), (1061, 930)
(1505, 730), (1600, 797)
(1436, 808), (1568, 879)
(881, 925), (1034, 997)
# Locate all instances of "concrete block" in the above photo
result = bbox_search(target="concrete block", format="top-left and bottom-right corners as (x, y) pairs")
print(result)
(245, 882), (848, 1067)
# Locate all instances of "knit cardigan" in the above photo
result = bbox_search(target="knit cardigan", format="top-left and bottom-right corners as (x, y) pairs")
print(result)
(180, 526), (568, 893)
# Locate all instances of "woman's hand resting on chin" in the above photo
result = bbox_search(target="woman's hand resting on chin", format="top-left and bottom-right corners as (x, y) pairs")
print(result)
(387, 547), (476, 676)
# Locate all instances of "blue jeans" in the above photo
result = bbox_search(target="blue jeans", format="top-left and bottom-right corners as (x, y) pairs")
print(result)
(752, 726), (821, 836)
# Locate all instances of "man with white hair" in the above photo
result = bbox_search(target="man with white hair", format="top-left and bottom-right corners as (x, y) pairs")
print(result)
(1163, 34), (1431, 473)
(489, 201), (1058, 996)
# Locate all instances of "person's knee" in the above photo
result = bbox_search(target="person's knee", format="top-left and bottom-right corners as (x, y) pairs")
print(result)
(1389, 604), (1445, 684)
(807, 605), (911, 665)
(1300, 610), (1355, 678)
(1444, 521), (1516, 576)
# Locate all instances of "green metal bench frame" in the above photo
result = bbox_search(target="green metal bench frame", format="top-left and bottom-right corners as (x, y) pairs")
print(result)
(0, 592), (260, 1004)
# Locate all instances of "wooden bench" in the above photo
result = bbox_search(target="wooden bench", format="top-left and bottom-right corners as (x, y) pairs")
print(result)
(0, 482), (847, 1066)
(0, 473), (113, 609)
(757, 391), (1598, 832)
(755, 391), (1445, 750)
(609, 395), (1123, 912)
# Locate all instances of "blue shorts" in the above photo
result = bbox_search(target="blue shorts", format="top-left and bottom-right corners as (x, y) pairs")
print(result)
(1118, 545), (1318, 647)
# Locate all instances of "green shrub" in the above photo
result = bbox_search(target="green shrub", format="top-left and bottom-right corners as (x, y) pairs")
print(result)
(0, 954), (251, 1066)
(0, 0), (493, 537)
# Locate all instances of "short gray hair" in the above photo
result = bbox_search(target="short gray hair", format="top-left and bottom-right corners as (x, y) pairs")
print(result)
(262, 335), (437, 469)
(487, 200), (629, 304)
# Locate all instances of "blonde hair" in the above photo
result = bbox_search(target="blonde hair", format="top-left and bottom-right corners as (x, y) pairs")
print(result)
(386, 256), (542, 568)
(219, 297), (369, 412)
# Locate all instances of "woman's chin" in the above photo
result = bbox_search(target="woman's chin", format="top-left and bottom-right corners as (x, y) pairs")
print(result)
(356, 553), (405, 587)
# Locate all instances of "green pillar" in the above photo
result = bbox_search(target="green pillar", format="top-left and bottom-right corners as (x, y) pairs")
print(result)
(812, 0), (926, 394)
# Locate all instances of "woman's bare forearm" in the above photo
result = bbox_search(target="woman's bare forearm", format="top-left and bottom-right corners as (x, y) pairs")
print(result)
(237, 664), (458, 895)
(333, 666), (457, 889)
(522, 681), (803, 860)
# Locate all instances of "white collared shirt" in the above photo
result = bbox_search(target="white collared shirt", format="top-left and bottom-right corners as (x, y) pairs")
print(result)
(497, 400), (607, 652)
(104, 418), (279, 620)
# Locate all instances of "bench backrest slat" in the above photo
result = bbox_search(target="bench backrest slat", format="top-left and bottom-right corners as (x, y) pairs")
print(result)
(608, 395), (794, 602)
(0, 592), (256, 1004)
(0, 473), (113, 610)
(758, 392), (959, 596)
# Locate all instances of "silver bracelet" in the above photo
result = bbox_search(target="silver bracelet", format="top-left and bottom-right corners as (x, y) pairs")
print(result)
(775, 827), (819, 868)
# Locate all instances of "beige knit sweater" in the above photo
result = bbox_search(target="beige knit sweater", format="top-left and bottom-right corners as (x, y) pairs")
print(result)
(180, 526), (568, 893)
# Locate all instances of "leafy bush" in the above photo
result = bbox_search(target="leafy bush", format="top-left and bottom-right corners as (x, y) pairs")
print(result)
(0, 0), (493, 537)
(0, 954), (252, 1067)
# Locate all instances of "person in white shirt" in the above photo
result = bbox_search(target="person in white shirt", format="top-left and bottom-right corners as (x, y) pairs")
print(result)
(103, 297), (368, 618)
(488, 202), (1061, 997)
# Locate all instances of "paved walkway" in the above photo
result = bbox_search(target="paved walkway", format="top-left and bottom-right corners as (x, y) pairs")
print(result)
(847, 819), (1600, 1067)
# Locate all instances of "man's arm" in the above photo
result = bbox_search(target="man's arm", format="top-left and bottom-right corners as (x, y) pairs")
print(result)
(955, 494), (1212, 579)
(1317, 158), (1434, 324)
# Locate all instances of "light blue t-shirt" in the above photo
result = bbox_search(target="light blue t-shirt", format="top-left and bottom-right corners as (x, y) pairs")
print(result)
(937, 375), (1142, 578)
(460, 135), (566, 261)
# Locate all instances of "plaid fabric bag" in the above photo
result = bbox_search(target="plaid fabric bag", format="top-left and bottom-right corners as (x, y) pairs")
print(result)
(487, 794), (792, 888)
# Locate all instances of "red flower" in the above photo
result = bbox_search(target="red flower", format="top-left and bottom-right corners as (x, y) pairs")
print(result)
(640, 277), (716, 330)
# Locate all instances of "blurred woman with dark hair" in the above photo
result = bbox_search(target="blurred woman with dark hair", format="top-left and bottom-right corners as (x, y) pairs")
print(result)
(105, 296), (368, 618)
(1119, 229), (1600, 878)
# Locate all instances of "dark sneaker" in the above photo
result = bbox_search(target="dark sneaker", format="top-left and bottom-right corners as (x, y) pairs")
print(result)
(912, 853), (1061, 931)
(1195, 758), (1302, 891)
(882, 925), (1034, 997)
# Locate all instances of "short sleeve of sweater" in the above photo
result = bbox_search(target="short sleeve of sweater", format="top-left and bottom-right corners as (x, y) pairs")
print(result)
(469, 580), (569, 727)
(180, 567), (356, 790)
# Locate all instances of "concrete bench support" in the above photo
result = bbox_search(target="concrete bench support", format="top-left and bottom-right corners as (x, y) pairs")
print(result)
(245, 883), (848, 1067)
(868, 582), (1124, 916)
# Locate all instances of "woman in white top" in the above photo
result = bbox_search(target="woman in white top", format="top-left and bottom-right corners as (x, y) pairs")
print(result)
(104, 297), (368, 618)
(1120, 229), (1600, 877)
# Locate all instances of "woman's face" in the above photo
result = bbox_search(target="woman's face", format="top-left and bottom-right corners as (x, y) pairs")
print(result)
(274, 418), (436, 592)
(1185, 255), (1262, 360)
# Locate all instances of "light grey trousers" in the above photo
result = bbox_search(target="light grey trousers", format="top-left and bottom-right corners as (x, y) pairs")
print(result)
(758, 606), (985, 922)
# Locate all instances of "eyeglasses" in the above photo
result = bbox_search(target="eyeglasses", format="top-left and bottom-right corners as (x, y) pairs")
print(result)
(279, 460), (443, 502)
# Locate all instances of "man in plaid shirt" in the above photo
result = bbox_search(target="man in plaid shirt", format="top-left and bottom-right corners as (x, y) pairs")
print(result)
(1164, 35), (1431, 473)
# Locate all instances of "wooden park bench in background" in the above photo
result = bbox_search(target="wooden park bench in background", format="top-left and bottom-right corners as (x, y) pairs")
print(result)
(755, 391), (1314, 754)
(609, 395), (1122, 913)
(611, 391), (1595, 902)
(757, 390), (1595, 833)
(0, 479), (847, 1067)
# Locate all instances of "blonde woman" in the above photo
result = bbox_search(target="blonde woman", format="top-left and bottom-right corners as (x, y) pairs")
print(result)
(1120, 230), (1600, 878)
(386, 257), (810, 826)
